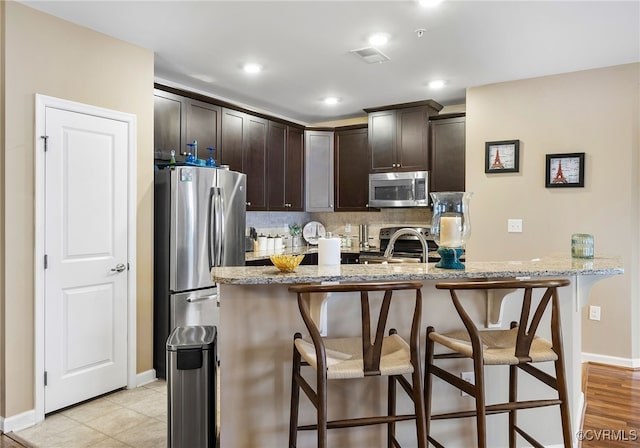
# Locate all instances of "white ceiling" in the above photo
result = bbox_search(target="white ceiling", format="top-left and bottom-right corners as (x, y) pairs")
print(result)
(20, 0), (640, 124)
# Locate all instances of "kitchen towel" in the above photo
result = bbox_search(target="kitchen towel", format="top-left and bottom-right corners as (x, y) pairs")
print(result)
(318, 237), (341, 265)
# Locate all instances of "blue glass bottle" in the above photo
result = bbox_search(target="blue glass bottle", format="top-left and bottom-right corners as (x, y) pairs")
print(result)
(206, 147), (217, 167)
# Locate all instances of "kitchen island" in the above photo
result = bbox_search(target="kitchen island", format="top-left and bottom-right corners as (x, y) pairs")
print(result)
(212, 255), (622, 447)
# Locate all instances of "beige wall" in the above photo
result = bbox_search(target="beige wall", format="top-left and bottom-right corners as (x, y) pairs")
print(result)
(2, 2), (154, 417)
(0, 1), (6, 414)
(465, 63), (640, 360)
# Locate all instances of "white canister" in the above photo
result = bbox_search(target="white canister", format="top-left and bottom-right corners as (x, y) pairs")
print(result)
(257, 236), (267, 252)
(274, 236), (283, 252)
(266, 236), (275, 251)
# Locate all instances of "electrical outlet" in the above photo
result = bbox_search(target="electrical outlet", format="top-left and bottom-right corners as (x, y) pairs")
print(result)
(589, 305), (601, 321)
(460, 371), (475, 397)
(507, 219), (523, 233)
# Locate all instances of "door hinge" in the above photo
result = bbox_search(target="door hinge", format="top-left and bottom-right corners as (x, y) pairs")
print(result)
(44, 254), (48, 269)
(44, 371), (48, 386)
(41, 135), (49, 152)
(127, 263), (130, 271)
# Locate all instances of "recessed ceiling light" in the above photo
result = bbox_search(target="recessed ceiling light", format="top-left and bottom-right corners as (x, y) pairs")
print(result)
(429, 80), (446, 89)
(368, 33), (389, 47)
(323, 97), (340, 105)
(419, 0), (443, 7)
(243, 63), (262, 74)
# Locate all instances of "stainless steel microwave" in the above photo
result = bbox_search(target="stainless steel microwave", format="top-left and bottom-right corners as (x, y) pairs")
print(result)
(368, 171), (429, 207)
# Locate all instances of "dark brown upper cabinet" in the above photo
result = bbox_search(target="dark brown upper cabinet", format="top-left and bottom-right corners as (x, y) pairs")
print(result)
(153, 89), (221, 162)
(334, 126), (369, 211)
(267, 125), (304, 211)
(221, 108), (268, 211)
(365, 100), (443, 173)
(429, 114), (466, 193)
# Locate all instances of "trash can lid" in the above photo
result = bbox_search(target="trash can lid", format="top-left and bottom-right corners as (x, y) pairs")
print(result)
(166, 325), (217, 351)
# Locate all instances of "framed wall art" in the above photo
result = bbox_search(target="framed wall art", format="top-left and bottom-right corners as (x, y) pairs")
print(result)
(545, 152), (585, 188)
(485, 140), (520, 173)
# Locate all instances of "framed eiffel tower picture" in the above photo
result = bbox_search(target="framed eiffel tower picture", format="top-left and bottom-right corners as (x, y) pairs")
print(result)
(545, 152), (585, 188)
(485, 140), (520, 173)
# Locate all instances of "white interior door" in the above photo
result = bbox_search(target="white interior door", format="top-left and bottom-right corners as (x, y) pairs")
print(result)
(44, 106), (128, 413)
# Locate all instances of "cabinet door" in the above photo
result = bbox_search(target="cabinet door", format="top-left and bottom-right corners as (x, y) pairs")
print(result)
(305, 130), (334, 212)
(369, 110), (396, 173)
(430, 116), (466, 192)
(244, 115), (268, 211)
(154, 91), (183, 161)
(220, 108), (245, 173)
(285, 127), (304, 211)
(267, 121), (287, 211)
(396, 106), (430, 172)
(335, 127), (369, 211)
(185, 99), (221, 160)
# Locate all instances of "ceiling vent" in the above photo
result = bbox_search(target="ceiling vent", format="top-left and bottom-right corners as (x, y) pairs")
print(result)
(350, 46), (391, 64)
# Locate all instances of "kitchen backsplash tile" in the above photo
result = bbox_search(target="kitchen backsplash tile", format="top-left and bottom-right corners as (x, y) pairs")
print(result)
(247, 209), (432, 248)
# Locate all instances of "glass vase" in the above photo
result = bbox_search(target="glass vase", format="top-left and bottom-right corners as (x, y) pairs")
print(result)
(430, 191), (473, 269)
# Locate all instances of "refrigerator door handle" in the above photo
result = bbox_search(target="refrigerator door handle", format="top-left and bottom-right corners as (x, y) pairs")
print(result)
(207, 187), (216, 269)
(217, 187), (225, 266)
(186, 293), (218, 303)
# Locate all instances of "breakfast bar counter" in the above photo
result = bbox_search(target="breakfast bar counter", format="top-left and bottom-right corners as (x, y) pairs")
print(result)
(211, 255), (622, 447)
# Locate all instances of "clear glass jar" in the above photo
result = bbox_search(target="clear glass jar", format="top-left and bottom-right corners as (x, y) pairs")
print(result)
(571, 234), (594, 258)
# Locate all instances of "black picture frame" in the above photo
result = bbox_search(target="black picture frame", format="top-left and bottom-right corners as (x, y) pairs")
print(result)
(485, 140), (520, 173)
(545, 152), (585, 188)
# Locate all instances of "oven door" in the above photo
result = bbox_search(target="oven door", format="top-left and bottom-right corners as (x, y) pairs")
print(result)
(368, 171), (429, 207)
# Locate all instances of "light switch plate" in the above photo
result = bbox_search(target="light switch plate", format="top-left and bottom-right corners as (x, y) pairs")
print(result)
(507, 219), (523, 233)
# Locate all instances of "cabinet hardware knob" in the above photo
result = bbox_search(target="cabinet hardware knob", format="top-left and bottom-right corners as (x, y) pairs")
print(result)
(246, 201), (251, 206)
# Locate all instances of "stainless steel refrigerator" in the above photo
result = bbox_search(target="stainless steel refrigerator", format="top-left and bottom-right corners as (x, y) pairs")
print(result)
(154, 166), (246, 378)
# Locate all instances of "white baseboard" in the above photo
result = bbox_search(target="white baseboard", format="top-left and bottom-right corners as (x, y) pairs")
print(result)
(0, 409), (36, 433)
(581, 352), (640, 368)
(136, 369), (157, 387)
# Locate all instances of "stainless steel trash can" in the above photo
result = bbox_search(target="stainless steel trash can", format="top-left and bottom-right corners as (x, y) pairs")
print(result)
(167, 325), (217, 448)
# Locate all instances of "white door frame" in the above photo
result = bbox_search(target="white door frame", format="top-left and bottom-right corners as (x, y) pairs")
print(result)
(34, 94), (137, 423)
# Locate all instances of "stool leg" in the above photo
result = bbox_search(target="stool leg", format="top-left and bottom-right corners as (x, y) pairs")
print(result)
(289, 335), (302, 448)
(411, 360), (427, 448)
(388, 376), (396, 447)
(424, 327), (435, 444)
(555, 356), (573, 447)
(508, 364), (518, 448)
(473, 358), (486, 448)
(317, 364), (328, 448)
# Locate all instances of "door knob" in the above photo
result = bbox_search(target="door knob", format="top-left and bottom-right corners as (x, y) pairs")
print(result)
(111, 263), (126, 273)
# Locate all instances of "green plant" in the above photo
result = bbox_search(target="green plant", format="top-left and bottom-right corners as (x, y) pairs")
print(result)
(289, 223), (302, 236)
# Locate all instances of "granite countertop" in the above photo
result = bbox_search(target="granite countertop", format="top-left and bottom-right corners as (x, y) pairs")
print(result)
(213, 254), (623, 285)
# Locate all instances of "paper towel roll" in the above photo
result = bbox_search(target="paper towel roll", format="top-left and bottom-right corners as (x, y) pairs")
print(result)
(318, 237), (341, 266)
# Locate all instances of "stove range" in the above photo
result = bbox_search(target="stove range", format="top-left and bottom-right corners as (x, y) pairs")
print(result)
(359, 226), (440, 263)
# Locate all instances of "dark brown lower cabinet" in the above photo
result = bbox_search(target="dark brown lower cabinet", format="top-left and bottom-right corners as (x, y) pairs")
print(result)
(335, 126), (369, 211)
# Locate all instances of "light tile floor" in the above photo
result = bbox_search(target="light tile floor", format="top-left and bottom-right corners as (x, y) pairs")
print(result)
(16, 380), (167, 448)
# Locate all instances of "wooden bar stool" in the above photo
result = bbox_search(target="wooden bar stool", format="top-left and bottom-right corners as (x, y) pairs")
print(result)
(424, 278), (572, 448)
(288, 281), (426, 448)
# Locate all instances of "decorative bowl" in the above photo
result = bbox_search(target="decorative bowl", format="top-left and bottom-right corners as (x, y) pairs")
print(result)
(270, 254), (305, 273)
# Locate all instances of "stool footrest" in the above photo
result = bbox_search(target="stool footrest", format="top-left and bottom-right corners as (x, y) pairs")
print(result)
(431, 399), (563, 420)
(298, 413), (416, 431)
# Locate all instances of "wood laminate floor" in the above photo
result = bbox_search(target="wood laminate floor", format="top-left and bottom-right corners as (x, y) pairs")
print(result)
(1, 363), (638, 447)
(580, 363), (640, 447)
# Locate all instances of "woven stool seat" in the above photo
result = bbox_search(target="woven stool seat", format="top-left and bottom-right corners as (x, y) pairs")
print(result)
(425, 278), (573, 448)
(288, 281), (426, 448)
